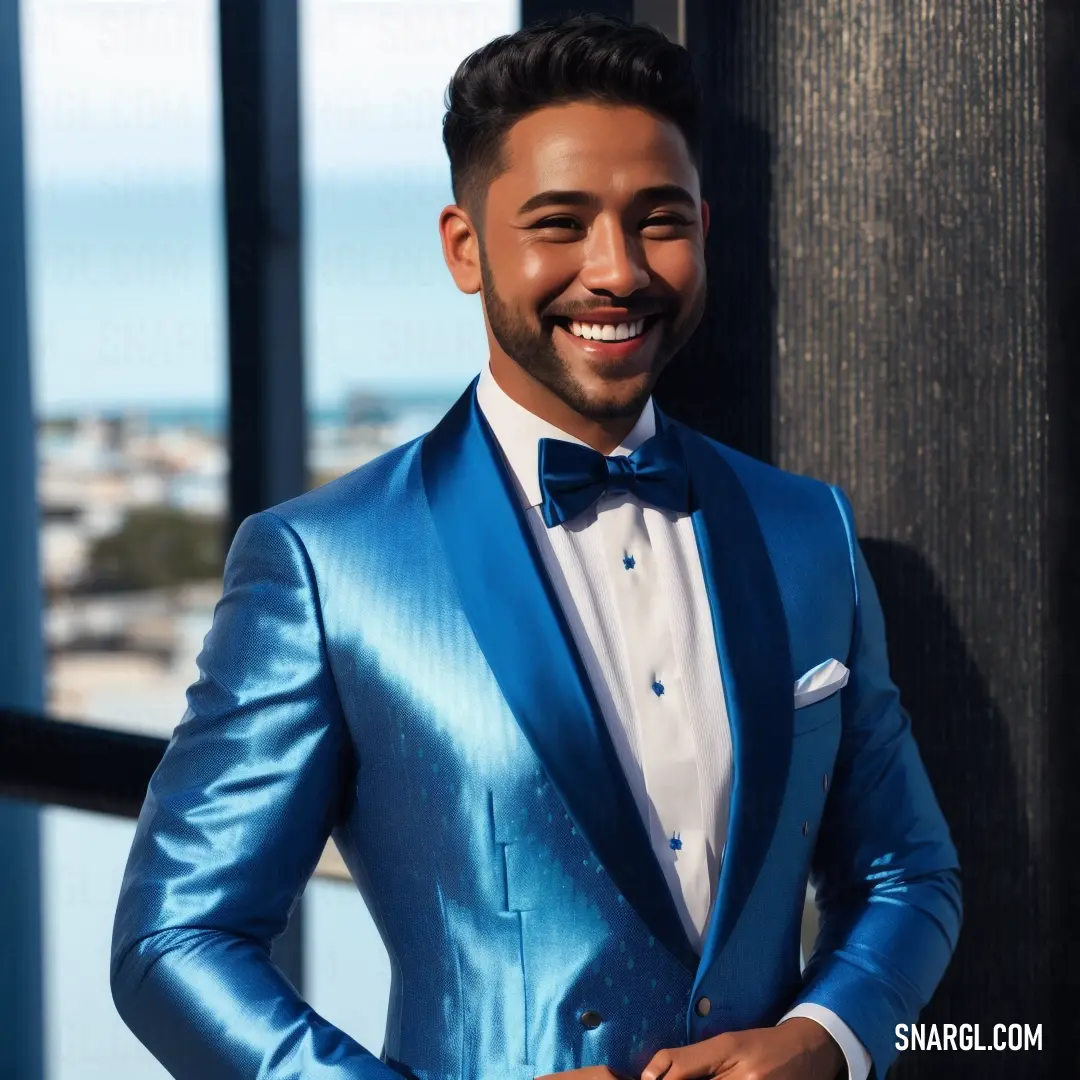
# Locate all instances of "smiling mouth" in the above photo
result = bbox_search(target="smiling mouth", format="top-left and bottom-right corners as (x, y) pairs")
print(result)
(550, 312), (664, 342)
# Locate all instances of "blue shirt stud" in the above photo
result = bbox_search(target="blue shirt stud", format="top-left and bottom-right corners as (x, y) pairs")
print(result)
(623, 553), (636, 570)
(652, 680), (665, 697)
(669, 832), (682, 851)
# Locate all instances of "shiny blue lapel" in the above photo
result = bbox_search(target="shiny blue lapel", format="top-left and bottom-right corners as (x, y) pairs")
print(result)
(654, 407), (795, 983)
(421, 378), (700, 973)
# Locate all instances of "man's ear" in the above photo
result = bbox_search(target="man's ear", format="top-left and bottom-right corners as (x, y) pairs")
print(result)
(700, 198), (710, 242)
(439, 206), (482, 296)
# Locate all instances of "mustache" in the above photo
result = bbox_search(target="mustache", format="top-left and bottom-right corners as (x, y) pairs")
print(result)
(546, 309), (668, 323)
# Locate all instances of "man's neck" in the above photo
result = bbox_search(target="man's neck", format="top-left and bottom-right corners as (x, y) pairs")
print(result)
(488, 354), (645, 456)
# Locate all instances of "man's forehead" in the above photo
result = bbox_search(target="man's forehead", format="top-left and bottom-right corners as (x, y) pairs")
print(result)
(497, 104), (696, 197)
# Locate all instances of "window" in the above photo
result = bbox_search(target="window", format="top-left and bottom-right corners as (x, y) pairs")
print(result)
(41, 807), (171, 1079)
(301, 0), (518, 488)
(23, 0), (227, 741)
(19, 2), (520, 1071)
(21, 4), (225, 1076)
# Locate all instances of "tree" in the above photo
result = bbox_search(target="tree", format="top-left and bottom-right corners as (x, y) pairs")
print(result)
(87, 507), (224, 591)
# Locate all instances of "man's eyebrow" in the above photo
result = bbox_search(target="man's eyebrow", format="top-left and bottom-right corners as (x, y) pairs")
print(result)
(515, 184), (698, 215)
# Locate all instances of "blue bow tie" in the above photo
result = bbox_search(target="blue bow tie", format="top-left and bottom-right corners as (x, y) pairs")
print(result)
(537, 428), (692, 528)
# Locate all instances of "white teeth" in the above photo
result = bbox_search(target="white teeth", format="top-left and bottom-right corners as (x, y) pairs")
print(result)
(569, 318), (648, 341)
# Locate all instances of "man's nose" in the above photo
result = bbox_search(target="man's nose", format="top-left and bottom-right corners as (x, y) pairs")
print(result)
(577, 216), (651, 296)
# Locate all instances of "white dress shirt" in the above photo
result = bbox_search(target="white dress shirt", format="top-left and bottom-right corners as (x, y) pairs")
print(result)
(475, 360), (871, 1080)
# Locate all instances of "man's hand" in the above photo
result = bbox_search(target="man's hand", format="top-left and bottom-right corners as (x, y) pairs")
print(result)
(640, 1018), (845, 1080)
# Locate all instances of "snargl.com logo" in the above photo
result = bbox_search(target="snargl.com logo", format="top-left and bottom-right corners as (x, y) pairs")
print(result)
(896, 1024), (1042, 1052)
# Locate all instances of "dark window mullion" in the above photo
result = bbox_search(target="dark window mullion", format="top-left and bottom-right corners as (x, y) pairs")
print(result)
(218, 0), (308, 993)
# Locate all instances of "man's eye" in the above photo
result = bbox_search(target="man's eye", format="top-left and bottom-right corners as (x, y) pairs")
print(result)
(645, 215), (691, 226)
(533, 217), (582, 230)
(532, 215), (689, 230)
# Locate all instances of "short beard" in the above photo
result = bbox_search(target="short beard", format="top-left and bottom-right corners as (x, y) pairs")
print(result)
(478, 242), (665, 422)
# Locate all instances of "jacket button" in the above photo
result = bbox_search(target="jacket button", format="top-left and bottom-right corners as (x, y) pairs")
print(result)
(580, 1010), (603, 1029)
(695, 996), (711, 1017)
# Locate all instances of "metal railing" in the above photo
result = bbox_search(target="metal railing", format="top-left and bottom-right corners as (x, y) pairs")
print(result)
(0, 707), (351, 881)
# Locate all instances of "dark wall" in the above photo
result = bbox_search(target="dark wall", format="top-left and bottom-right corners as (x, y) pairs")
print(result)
(661, 1), (1077, 1077)
(522, 0), (634, 22)
(1046, 0), (1080, 1069)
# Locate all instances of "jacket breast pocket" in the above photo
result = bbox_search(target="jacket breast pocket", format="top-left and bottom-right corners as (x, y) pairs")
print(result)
(792, 692), (842, 736)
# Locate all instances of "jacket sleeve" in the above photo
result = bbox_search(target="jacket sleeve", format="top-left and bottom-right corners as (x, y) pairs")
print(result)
(110, 510), (397, 1080)
(790, 487), (963, 1078)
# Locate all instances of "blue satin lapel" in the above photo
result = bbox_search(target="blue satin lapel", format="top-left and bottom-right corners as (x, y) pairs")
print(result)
(655, 408), (794, 978)
(422, 378), (699, 973)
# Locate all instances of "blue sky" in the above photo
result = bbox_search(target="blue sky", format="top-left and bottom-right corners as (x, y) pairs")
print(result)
(20, 0), (520, 413)
(22, 0), (518, 184)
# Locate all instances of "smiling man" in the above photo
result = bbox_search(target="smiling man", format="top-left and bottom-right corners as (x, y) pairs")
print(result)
(111, 14), (961, 1080)
(462, 103), (708, 452)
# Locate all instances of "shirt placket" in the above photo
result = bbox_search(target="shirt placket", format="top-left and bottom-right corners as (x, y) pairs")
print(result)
(596, 496), (711, 949)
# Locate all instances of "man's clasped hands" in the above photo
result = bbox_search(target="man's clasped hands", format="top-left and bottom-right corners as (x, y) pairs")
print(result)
(536, 1017), (844, 1080)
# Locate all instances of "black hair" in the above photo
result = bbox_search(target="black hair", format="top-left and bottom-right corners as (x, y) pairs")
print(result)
(441, 12), (703, 234)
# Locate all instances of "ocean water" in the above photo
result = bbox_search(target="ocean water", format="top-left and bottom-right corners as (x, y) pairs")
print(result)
(25, 174), (488, 417)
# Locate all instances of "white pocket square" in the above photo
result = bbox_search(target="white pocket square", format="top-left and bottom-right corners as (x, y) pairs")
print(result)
(793, 658), (849, 708)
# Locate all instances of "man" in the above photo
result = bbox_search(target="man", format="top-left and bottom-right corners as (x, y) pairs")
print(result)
(111, 14), (961, 1080)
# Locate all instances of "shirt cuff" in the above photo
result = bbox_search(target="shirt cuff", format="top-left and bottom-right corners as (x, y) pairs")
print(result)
(779, 1003), (872, 1080)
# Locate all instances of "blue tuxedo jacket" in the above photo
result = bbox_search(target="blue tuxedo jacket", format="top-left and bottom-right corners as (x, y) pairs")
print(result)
(111, 378), (961, 1080)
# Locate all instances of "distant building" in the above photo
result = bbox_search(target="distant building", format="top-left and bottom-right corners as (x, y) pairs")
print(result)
(345, 390), (394, 427)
